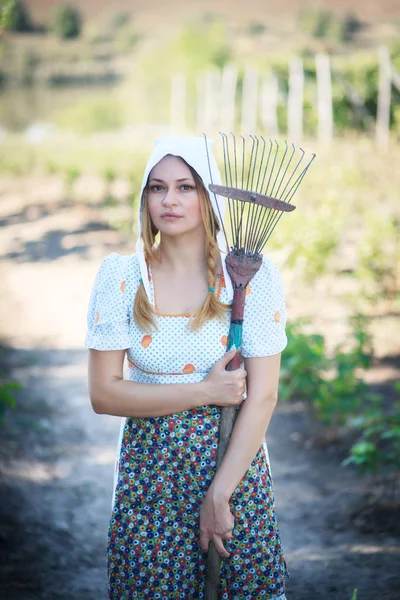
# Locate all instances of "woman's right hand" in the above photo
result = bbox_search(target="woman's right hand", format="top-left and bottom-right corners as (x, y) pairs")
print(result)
(202, 348), (247, 407)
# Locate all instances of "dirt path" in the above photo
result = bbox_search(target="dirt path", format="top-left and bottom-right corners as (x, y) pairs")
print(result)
(0, 179), (399, 599)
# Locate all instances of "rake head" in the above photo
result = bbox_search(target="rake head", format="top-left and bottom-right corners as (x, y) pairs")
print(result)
(205, 133), (316, 257)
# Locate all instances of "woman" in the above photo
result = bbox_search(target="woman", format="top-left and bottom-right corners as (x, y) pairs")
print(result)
(85, 136), (288, 599)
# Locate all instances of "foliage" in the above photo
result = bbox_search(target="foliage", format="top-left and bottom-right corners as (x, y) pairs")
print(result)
(344, 382), (400, 475)
(111, 11), (131, 31)
(247, 21), (266, 37)
(4, 0), (32, 32)
(0, 379), (22, 423)
(64, 165), (80, 192)
(273, 203), (343, 283)
(282, 316), (399, 479)
(281, 315), (374, 426)
(167, 16), (232, 73)
(356, 212), (400, 304)
(52, 4), (82, 40)
(298, 6), (346, 42)
(53, 96), (125, 133)
(0, 0), (14, 30)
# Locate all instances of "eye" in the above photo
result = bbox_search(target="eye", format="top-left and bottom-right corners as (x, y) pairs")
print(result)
(149, 184), (164, 192)
(180, 184), (195, 191)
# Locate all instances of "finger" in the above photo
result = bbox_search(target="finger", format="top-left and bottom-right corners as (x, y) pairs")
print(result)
(213, 535), (230, 558)
(218, 348), (237, 369)
(200, 531), (210, 554)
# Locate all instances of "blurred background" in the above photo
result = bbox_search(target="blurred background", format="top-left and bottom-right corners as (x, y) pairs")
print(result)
(0, 1), (399, 599)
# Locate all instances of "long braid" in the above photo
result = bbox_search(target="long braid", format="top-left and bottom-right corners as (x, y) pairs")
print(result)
(190, 236), (229, 331)
(133, 162), (230, 332)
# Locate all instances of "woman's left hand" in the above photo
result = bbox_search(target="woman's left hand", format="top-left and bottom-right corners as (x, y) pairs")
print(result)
(199, 489), (234, 558)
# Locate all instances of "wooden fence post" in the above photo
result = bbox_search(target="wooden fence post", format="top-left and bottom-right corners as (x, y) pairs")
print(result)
(376, 46), (392, 150)
(220, 64), (237, 133)
(197, 68), (220, 134)
(288, 57), (304, 142)
(260, 75), (279, 137)
(316, 53), (333, 145)
(241, 67), (258, 133)
(170, 73), (186, 133)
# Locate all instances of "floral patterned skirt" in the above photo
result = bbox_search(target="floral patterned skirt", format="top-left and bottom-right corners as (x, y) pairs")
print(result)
(108, 405), (288, 599)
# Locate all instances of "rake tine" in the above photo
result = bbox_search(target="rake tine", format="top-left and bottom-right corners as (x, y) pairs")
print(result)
(246, 135), (256, 191)
(255, 137), (267, 194)
(280, 147), (305, 202)
(284, 152), (316, 204)
(259, 138), (273, 195)
(230, 133), (241, 248)
(248, 137), (268, 253)
(277, 146), (304, 201)
(238, 136), (247, 248)
(221, 132), (237, 243)
(249, 135), (260, 192)
(274, 142), (296, 200)
(270, 140), (288, 198)
(246, 136), (262, 253)
(264, 140), (279, 196)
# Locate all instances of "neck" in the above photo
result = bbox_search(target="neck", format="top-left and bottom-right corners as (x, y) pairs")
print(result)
(156, 229), (208, 274)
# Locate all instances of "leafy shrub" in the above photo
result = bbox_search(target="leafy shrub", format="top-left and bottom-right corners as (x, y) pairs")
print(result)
(52, 4), (82, 40)
(111, 11), (131, 30)
(0, 380), (22, 423)
(343, 13), (363, 41)
(64, 165), (81, 192)
(4, 0), (32, 32)
(281, 314), (374, 427)
(356, 213), (400, 304)
(54, 97), (125, 133)
(247, 21), (266, 36)
(299, 6), (345, 42)
(344, 382), (400, 475)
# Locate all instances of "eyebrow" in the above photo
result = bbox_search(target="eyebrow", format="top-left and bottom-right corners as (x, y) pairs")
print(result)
(149, 177), (195, 183)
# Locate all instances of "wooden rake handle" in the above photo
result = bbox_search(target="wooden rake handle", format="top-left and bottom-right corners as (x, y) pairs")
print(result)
(204, 287), (246, 600)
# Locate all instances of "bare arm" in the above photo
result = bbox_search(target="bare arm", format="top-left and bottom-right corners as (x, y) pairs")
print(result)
(88, 348), (246, 418)
(200, 353), (281, 556)
(209, 353), (281, 499)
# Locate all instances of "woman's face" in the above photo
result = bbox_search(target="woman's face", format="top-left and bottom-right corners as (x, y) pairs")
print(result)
(147, 155), (204, 237)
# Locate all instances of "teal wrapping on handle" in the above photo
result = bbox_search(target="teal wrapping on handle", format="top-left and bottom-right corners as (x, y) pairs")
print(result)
(226, 321), (243, 371)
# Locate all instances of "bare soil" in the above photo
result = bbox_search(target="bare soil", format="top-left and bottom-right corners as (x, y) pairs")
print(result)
(0, 178), (399, 600)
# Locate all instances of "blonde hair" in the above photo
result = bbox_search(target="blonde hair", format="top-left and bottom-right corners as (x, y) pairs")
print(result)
(134, 161), (230, 331)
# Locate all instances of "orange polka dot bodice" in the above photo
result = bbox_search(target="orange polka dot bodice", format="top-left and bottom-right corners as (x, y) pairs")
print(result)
(85, 253), (287, 384)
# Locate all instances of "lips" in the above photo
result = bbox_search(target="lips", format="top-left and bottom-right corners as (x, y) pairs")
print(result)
(161, 213), (183, 218)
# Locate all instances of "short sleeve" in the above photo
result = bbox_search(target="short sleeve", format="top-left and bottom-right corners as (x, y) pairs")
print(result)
(84, 253), (131, 351)
(241, 257), (287, 358)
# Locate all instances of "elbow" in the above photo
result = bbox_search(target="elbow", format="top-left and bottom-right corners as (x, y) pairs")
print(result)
(89, 391), (105, 414)
(88, 383), (108, 415)
(265, 391), (278, 408)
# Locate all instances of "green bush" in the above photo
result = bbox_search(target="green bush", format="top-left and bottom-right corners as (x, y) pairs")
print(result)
(344, 383), (400, 475)
(53, 96), (125, 134)
(4, 0), (32, 32)
(299, 6), (345, 42)
(0, 380), (22, 423)
(52, 4), (82, 40)
(111, 11), (131, 31)
(281, 315), (374, 427)
(356, 212), (400, 304)
(247, 21), (266, 36)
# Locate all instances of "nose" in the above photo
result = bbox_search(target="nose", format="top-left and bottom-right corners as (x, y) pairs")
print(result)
(162, 188), (178, 207)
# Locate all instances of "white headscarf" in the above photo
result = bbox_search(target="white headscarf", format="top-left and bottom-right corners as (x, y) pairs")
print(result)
(135, 136), (234, 301)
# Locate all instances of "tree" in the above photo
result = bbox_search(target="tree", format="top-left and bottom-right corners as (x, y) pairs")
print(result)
(52, 4), (82, 40)
(4, 0), (32, 32)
